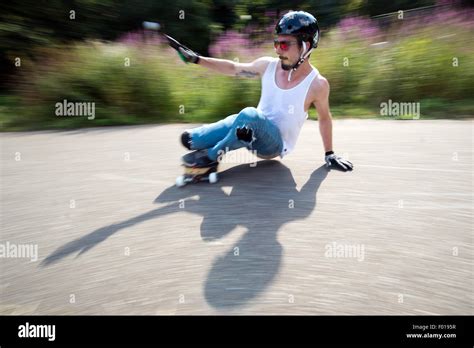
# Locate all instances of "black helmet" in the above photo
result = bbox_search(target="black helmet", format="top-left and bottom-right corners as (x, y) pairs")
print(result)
(275, 11), (320, 49)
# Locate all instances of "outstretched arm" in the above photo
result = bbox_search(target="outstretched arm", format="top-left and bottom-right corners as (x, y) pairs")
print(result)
(198, 56), (272, 77)
(166, 34), (271, 77)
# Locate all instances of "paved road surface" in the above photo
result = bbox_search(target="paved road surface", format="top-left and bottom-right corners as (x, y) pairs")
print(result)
(1, 119), (472, 314)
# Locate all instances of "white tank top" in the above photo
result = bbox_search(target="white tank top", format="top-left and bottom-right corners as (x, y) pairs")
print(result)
(257, 58), (318, 157)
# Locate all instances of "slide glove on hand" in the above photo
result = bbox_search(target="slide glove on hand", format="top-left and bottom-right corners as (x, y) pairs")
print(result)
(325, 151), (354, 172)
(177, 46), (200, 64)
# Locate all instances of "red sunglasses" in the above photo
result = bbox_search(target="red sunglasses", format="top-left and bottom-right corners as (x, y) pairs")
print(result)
(273, 39), (299, 51)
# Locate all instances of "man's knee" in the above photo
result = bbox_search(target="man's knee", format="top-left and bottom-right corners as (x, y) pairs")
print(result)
(236, 107), (259, 122)
(235, 108), (259, 143)
(180, 131), (192, 150)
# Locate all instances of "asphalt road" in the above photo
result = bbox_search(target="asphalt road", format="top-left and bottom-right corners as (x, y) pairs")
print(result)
(0, 119), (472, 314)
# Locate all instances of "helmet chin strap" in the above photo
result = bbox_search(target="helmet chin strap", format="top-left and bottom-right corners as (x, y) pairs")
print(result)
(288, 42), (313, 82)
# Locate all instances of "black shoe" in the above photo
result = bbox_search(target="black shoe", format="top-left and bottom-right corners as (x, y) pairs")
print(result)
(182, 150), (218, 167)
(181, 131), (192, 150)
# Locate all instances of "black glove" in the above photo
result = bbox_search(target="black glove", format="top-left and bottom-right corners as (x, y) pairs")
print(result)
(325, 151), (353, 172)
(177, 46), (200, 64)
(163, 34), (200, 64)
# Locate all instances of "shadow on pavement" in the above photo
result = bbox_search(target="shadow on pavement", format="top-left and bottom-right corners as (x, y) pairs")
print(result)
(42, 160), (327, 309)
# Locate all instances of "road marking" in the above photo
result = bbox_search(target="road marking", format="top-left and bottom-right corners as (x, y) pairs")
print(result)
(221, 186), (233, 196)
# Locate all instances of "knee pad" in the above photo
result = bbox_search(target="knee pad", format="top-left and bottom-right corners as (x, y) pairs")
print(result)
(236, 126), (253, 142)
(181, 131), (192, 150)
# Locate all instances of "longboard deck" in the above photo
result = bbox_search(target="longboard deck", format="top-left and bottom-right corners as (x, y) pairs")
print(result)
(177, 150), (219, 187)
(183, 165), (218, 176)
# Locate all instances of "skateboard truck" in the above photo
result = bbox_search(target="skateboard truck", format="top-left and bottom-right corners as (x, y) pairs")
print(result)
(176, 150), (219, 187)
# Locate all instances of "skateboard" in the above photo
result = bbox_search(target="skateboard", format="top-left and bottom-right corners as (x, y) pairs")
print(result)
(176, 150), (219, 187)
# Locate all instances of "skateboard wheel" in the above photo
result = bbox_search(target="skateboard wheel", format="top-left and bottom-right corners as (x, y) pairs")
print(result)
(208, 172), (218, 184)
(175, 175), (186, 187)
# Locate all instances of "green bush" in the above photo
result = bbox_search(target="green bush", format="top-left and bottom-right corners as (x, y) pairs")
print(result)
(6, 42), (265, 129)
(11, 43), (176, 129)
(2, 14), (473, 131)
(314, 20), (474, 109)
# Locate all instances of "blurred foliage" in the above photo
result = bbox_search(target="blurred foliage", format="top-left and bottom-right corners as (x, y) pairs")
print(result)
(0, 1), (473, 129)
(1, 0), (442, 87)
(4, 41), (262, 129)
(316, 9), (474, 109)
(9, 43), (175, 128)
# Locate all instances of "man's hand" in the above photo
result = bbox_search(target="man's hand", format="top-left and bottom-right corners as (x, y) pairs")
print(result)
(163, 34), (200, 64)
(177, 46), (200, 64)
(325, 151), (353, 172)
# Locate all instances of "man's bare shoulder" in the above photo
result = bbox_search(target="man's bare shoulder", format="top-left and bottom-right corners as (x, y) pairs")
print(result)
(253, 56), (275, 66)
(308, 72), (329, 102)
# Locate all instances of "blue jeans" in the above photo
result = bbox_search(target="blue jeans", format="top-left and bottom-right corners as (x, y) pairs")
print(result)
(187, 107), (284, 161)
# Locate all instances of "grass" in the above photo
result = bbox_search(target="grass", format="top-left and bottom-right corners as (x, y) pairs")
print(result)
(1, 14), (473, 131)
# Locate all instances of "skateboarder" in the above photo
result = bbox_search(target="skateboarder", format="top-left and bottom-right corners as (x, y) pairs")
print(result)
(175, 11), (353, 172)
